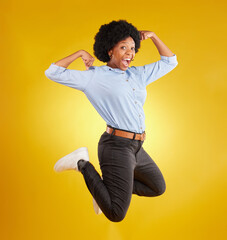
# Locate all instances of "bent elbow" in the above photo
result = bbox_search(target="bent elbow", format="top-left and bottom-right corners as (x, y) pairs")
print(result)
(169, 58), (178, 68)
(44, 69), (58, 82)
(44, 69), (51, 79)
(173, 61), (178, 67)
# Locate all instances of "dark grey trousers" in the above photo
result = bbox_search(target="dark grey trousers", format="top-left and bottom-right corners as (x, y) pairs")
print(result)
(80, 131), (166, 222)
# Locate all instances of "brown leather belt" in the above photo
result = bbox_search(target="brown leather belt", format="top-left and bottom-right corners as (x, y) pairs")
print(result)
(106, 126), (146, 141)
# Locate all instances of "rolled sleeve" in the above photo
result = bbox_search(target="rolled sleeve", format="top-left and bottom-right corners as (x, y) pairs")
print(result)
(142, 54), (178, 86)
(45, 63), (94, 92)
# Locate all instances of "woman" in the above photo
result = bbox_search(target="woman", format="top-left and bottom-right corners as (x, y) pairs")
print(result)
(45, 20), (178, 222)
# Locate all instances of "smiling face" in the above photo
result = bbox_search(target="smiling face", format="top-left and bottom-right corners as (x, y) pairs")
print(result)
(107, 36), (136, 71)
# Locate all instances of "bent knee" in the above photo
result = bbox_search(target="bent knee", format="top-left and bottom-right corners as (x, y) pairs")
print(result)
(155, 182), (166, 196)
(109, 215), (125, 222)
(107, 208), (127, 222)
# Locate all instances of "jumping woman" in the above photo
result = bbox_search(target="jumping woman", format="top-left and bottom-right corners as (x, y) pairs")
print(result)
(45, 20), (178, 222)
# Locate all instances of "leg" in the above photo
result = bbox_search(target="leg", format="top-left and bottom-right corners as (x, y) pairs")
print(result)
(133, 147), (166, 196)
(80, 132), (136, 222)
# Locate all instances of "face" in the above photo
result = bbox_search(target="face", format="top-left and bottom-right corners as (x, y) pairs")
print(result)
(107, 36), (136, 71)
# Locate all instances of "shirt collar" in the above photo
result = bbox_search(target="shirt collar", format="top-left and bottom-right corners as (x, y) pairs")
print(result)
(100, 65), (127, 74)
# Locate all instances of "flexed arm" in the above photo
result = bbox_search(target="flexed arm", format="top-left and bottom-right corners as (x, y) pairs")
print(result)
(137, 31), (178, 86)
(45, 50), (95, 91)
(54, 50), (95, 70)
(140, 31), (174, 57)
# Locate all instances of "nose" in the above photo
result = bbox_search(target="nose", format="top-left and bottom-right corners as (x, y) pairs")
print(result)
(126, 49), (133, 54)
(126, 49), (134, 57)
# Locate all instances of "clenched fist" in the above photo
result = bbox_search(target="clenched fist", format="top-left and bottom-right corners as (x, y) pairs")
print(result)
(81, 50), (95, 70)
(139, 31), (156, 41)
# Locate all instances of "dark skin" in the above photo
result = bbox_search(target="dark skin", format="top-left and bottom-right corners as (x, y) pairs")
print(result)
(54, 31), (174, 69)
(107, 36), (135, 71)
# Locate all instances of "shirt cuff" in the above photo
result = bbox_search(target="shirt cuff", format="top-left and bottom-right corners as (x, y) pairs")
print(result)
(160, 54), (178, 64)
(50, 63), (67, 70)
(45, 63), (67, 77)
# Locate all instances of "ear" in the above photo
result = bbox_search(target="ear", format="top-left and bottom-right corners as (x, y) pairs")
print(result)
(108, 49), (113, 57)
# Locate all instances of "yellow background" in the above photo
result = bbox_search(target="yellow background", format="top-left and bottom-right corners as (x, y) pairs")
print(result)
(1, 0), (227, 239)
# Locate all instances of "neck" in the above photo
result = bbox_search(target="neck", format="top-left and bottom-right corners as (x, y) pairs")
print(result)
(107, 61), (117, 69)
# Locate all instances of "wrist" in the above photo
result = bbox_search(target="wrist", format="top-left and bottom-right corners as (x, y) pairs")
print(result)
(151, 33), (158, 40)
(78, 50), (85, 58)
(150, 33), (157, 40)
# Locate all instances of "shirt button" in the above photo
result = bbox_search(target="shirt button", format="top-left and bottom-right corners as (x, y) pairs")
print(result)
(139, 115), (141, 117)
(135, 101), (137, 104)
(133, 88), (135, 91)
(140, 127), (142, 129)
(126, 79), (129, 82)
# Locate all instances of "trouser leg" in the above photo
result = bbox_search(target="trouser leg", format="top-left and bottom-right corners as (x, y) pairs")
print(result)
(80, 132), (136, 222)
(133, 146), (166, 196)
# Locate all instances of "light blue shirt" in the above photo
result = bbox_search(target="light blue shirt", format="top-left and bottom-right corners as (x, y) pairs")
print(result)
(45, 54), (178, 133)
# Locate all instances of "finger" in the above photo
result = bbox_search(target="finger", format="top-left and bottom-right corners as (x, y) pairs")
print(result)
(141, 33), (145, 41)
(84, 62), (89, 69)
(90, 58), (95, 64)
(140, 33), (144, 40)
(87, 61), (93, 68)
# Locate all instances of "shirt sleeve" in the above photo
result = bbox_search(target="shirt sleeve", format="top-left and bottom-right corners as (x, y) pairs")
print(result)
(44, 63), (95, 92)
(137, 54), (178, 86)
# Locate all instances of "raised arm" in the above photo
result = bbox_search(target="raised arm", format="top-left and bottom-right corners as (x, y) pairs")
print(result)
(54, 50), (95, 70)
(45, 50), (95, 91)
(140, 31), (174, 57)
(135, 31), (178, 86)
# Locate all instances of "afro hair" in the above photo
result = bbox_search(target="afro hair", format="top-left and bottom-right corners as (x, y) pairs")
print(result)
(93, 20), (140, 62)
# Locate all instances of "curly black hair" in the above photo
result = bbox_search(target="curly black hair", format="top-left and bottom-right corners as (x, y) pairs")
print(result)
(93, 20), (140, 62)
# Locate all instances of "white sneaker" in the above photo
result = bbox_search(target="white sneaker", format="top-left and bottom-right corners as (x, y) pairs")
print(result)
(54, 147), (89, 172)
(93, 197), (102, 215)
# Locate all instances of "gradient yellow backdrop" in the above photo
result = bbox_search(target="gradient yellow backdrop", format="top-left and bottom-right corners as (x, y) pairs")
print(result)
(1, 0), (227, 239)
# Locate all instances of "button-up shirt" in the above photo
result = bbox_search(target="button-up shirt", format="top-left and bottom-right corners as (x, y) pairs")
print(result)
(45, 54), (178, 133)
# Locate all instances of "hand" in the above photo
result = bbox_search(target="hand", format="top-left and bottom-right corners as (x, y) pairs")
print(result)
(139, 31), (156, 41)
(81, 50), (95, 70)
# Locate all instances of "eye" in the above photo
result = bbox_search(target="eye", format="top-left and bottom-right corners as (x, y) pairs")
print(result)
(121, 46), (126, 49)
(131, 47), (135, 51)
